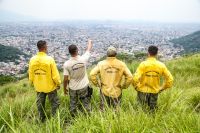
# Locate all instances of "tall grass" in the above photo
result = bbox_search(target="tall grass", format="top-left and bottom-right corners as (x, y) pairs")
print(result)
(0, 54), (200, 132)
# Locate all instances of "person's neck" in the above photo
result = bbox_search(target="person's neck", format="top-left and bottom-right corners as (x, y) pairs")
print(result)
(148, 55), (156, 58)
(71, 54), (78, 58)
(107, 56), (116, 58)
(107, 56), (116, 59)
(39, 50), (46, 53)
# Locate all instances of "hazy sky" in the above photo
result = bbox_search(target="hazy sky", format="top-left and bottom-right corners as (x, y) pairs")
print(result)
(0, 0), (200, 23)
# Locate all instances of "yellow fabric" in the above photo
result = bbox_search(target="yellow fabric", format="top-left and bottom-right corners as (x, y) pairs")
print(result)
(29, 52), (61, 93)
(133, 57), (173, 93)
(90, 57), (133, 98)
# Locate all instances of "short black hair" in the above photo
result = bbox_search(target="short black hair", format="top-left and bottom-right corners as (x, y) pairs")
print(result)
(68, 44), (78, 55)
(37, 40), (47, 50)
(148, 45), (158, 56)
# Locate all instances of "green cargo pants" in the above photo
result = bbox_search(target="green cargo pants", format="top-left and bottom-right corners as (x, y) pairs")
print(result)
(69, 86), (91, 116)
(137, 91), (158, 111)
(36, 89), (60, 122)
(100, 90), (122, 110)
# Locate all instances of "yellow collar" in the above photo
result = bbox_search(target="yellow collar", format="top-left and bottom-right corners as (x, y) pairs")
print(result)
(37, 52), (47, 56)
(147, 56), (156, 61)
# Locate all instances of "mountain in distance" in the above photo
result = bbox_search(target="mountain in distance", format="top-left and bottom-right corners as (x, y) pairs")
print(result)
(0, 44), (27, 63)
(0, 10), (38, 22)
(171, 30), (200, 54)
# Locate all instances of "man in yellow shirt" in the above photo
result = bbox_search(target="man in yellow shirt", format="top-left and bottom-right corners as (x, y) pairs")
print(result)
(133, 45), (173, 111)
(29, 40), (61, 122)
(90, 46), (133, 110)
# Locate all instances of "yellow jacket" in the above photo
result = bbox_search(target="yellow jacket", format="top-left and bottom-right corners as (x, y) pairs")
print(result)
(133, 57), (173, 93)
(29, 52), (61, 93)
(90, 57), (133, 98)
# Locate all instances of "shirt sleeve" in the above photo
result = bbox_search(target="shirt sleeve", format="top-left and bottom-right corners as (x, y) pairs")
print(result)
(90, 64), (100, 86)
(133, 62), (144, 87)
(28, 59), (34, 85)
(51, 59), (61, 86)
(63, 63), (69, 76)
(81, 51), (91, 63)
(162, 65), (173, 90)
(122, 64), (133, 89)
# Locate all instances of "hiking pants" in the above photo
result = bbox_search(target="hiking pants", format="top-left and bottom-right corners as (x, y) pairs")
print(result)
(69, 86), (91, 116)
(100, 90), (122, 110)
(36, 89), (60, 121)
(137, 91), (158, 111)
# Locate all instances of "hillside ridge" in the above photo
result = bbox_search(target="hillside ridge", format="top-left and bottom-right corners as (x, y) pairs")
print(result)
(171, 30), (200, 54)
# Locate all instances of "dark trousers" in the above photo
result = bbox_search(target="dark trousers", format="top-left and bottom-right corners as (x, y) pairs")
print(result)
(36, 89), (60, 121)
(137, 91), (158, 111)
(69, 86), (91, 116)
(100, 91), (122, 110)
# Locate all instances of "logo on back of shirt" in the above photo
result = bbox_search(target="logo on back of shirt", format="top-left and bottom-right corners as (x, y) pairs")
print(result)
(34, 69), (46, 75)
(71, 63), (85, 80)
(105, 66), (120, 74)
(145, 71), (159, 77)
(72, 63), (85, 71)
(32, 62), (48, 76)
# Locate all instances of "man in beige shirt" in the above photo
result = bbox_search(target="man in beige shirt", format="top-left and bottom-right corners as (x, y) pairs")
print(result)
(63, 40), (93, 116)
(90, 46), (133, 110)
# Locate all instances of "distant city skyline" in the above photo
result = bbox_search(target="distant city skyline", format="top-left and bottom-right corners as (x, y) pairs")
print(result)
(0, 0), (200, 23)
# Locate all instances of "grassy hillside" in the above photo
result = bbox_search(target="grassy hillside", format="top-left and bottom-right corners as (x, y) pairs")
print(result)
(0, 54), (200, 132)
(0, 44), (27, 63)
(0, 75), (17, 86)
(171, 31), (200, 54)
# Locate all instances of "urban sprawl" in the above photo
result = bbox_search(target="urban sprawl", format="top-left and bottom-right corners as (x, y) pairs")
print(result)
(0, 22), (199, 75)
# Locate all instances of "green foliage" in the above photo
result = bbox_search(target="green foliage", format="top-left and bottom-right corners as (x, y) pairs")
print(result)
(116, 53), (136, 63)
(0, 54), (200, 132)
(0, 44), (27, 62)
(92, 52), (145, 65)
(0, 74), (28, 85)
(171, 31), (200, 54)
(186, 90), (200, 112)
(0, 75), (17, 85)
(134, 52), (147, 60)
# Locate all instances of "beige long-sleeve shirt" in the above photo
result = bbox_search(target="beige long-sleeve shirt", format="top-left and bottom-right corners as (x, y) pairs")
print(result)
(90, 57), (133, 98)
